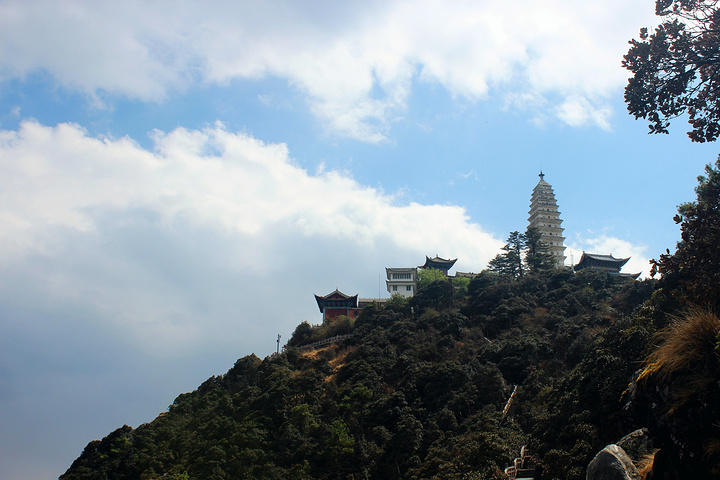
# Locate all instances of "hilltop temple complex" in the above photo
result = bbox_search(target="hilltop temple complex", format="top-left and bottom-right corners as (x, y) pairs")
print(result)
(314, 172), (638, 321)
(385, 255), (477, 298)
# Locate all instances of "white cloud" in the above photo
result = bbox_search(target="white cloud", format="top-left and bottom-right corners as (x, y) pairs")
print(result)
(555, 95), (612, 130)
(0, 121), (503, 352)
(0, 0), (658, 140)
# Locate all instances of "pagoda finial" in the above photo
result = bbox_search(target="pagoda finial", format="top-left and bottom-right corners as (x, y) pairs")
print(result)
(539, 170), (545, 180)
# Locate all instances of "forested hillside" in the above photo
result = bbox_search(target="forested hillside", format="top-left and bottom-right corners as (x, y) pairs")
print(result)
(61, 161), (720, 480)
(60, 268), (656, 480)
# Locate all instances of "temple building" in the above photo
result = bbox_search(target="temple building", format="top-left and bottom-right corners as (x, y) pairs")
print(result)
(385, 256), (460, 297)
(528, 172), (566, 268)
(419, 255), (457, 275)
(574, 252), (640, 279)
(385, 267), (418, 297)
(314, 289), (363, 322)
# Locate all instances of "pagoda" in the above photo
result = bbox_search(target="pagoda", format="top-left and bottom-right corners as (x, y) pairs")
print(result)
(528, 172), (566, 268)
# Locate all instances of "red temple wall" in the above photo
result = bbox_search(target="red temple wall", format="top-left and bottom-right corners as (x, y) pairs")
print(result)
(324, 308), (363, 322)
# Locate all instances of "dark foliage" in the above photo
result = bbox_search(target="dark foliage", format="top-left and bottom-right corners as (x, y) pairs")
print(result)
(61, 268), (657, 480)
(627, 310), (720, 478)
(650, 158), (720, 313)
(624, 0), (720, 142)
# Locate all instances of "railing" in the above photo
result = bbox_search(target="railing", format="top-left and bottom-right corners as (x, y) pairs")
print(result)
(504, 446), (535, 480)
(296, 334), (354, 351)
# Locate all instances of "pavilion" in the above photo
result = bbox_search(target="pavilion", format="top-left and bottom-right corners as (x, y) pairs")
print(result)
(573, 252), (640, 279)
(314, 289), (363, 322)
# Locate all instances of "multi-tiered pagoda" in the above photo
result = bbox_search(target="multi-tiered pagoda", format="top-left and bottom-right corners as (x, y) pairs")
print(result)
(528, 172), (566, 268)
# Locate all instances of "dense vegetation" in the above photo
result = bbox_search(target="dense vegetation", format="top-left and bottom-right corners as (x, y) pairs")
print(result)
(61, 268), (657, 480)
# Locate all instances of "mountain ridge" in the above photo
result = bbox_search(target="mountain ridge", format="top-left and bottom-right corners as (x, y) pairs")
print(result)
(61, 268), (658, 479)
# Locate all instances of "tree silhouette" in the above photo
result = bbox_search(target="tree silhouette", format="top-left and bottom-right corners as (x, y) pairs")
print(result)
(624, 0), (720, 142)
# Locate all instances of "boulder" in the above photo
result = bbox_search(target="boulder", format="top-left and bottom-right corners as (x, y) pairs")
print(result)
(586, 444), (640, 480)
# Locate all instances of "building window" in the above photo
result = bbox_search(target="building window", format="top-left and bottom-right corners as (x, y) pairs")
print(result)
(392, 285), (398, 291)
(392, 273), (412, 280)
(406, 286), (412, 291)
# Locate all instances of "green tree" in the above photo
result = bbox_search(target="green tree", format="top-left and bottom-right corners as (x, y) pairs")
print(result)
(325, 419), (355, 455)
(623, 0), (720, 142)
(488, 231), (525, 278)
(451, 275), (470, 297)
(524, 226), (555, 272)
(288, 321), (314, 347)
(651, 157), (720, 309)
(383, 294), (411, 315)
(411, 278), (455, 313)
(417, 267), (447, 289)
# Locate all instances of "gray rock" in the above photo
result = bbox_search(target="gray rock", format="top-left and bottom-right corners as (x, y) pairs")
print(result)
(586, 444), (641, 480)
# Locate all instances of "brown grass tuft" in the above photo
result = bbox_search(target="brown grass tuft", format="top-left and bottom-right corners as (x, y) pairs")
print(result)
(638, 309), (720, 384)
(328, 345), (354, 372)
(637, 450), (659, 479)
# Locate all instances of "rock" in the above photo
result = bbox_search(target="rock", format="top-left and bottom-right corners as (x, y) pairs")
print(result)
(616, 428), (654, 464)
(586, 444), (641, 480)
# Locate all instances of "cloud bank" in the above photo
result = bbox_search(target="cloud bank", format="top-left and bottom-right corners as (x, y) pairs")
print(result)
(0, 120), (503, 350)
(0, 121), (652, 359)
(0, 0), (656, 141)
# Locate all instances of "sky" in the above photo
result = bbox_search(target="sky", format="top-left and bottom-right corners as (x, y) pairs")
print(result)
(1, 1), (719, 478)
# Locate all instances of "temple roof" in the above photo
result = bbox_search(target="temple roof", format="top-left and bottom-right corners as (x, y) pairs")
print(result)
(315, 289), (355, 301)
(578, 252), (630, 266)
(420, 255), (458, 270)
(314, 289), (358, 312)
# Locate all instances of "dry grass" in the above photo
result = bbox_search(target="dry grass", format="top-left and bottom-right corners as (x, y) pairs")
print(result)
(638, 309), (720, 384)
(299, 348), (326, 360)
(630, 311), (720, 476)
(298, 344), (355, 383)
(637, 451), (659, 479)
(705, 435), (720, 461)
(328, 345), (354, 372)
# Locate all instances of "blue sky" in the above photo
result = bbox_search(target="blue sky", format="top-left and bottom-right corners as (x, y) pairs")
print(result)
(1, 1), (719, 478)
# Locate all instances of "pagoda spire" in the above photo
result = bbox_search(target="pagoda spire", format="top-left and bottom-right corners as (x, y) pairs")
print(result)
(528, 173), (566, 268)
